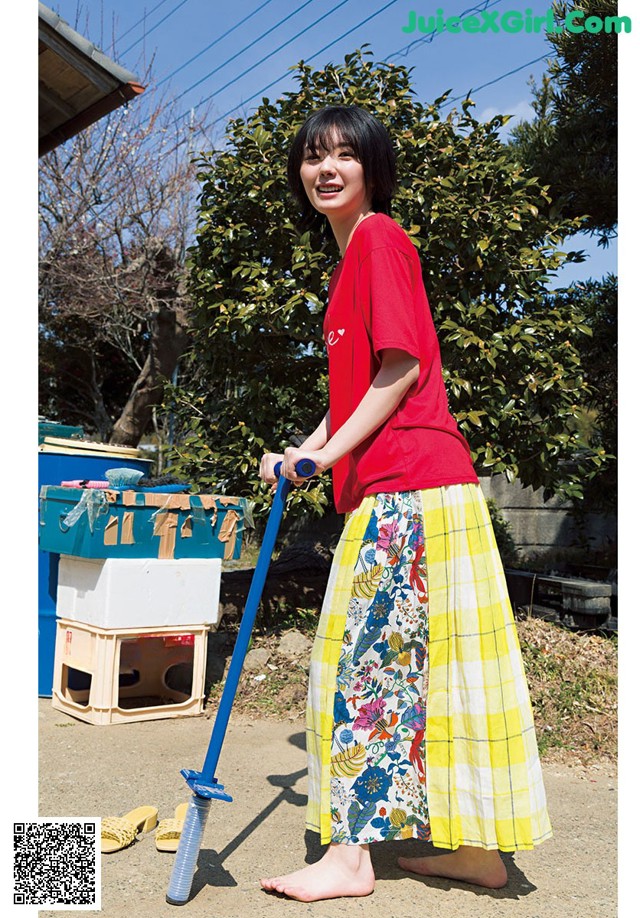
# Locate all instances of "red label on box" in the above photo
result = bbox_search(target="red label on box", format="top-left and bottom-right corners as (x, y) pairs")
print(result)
(163, 635), (195, 647)
(137, 633), (195, 646)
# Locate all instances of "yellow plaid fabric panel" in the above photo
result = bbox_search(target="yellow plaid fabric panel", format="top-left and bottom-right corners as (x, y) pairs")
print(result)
(305, 500), (374, 841)
(306, 483), (552, 851)
(422, 483), (552, 851)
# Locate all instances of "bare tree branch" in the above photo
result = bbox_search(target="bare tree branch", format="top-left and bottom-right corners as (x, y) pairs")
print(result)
(39, 60), (215, 447)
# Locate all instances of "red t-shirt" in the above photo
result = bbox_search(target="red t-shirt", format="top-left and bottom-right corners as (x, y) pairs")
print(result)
(324, 212), (478, 514)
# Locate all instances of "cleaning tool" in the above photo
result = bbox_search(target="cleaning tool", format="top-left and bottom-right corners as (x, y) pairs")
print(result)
(166, 458), (316, 904)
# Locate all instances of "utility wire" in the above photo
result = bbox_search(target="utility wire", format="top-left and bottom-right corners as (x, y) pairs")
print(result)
(444, 52), (551, 107)
(202, 0), (516, 131)
(170, 0), (320, 105)
(149, 0), (399, 159)
(380, 0), (549, 116)
(207, 43), (550, 140)
(120, 0), (192, 57)
(113, 0), (174, 46)
(203, 0), (401, 131)
(196, 0), (395, 123)
(133, 0), (498, 140)
(156, 0), (278, 89)
(155, 0), (548, 159)
(384, 0), (504, 62)
(124, 0), (316, 136)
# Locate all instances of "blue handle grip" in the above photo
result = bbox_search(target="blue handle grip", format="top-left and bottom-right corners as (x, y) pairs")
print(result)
(274, 458), (316, 478)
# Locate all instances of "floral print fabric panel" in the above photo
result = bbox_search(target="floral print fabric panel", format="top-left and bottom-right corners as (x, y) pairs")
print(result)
(329, 491), (431, 845)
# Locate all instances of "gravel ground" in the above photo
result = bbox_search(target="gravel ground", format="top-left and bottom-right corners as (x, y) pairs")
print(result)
(37, 699), (617, 918)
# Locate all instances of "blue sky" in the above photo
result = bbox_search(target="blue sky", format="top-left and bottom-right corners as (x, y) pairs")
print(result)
(49, 0), (621, 284)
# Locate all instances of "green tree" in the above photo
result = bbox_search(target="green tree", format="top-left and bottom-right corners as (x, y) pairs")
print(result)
(167, 49), (606, 516)
(510, 0), (618, 244)
(550, 274), (617, 511)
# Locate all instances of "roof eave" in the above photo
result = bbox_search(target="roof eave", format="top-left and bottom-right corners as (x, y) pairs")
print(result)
(39, 82), (145, 157)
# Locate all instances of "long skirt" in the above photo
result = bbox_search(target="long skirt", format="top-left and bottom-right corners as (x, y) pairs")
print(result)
(305, 483), (552, 851)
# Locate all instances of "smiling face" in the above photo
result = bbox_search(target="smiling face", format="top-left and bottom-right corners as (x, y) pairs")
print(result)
(299, 131), (372, 225)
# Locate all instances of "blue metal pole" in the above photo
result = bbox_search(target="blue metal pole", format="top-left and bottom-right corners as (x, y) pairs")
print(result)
(200, 464), (292, 780)
(166, 458), (315, 905)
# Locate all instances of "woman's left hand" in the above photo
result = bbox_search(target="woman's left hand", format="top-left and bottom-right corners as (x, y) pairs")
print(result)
(280, 445), (330, 486)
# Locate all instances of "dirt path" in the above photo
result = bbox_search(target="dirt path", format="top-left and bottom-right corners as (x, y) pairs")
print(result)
(38, 699), (616, 918)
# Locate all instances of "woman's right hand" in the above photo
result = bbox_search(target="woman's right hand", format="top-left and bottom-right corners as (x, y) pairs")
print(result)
(260, 452), (285, 490)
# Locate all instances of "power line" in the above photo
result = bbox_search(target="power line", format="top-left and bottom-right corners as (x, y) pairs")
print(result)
(120, 0), (192, 57)
(384, 0), (504, 62)
(170, 0), (320, 106)
(156, 0), (279, 89)
(125, 0), (317, 143)
(379, 0), (549, 117)
(156, 0), (549, 159)
(113, 0), (175, 46)
(444, 52), (551, 107)
(206, 46), (551, 140)
(150, 0), (400, 159)
(204, 0), (401, 131)
(198, 0), (508, 134)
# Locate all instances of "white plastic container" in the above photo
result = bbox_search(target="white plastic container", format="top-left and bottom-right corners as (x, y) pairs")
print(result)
(56, 556), (222, 628)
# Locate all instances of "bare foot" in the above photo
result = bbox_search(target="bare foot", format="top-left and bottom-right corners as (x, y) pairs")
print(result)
(398, 845), (508, 889)
(260, 842), (375, 902)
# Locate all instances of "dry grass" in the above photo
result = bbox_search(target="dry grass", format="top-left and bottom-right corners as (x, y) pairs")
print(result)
(206, 631), (310, 720)
(207, 617), (617, 767)
(516, 615), (617, 765)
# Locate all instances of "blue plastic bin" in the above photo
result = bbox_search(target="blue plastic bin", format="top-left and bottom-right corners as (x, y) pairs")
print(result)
(38, 420), (84, 444)
(38, 448), (153, 697)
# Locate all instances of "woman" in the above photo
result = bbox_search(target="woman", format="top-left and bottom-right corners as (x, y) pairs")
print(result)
(259, 105), (551, 903)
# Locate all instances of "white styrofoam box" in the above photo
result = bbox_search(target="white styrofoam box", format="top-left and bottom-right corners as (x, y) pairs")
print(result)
(56, 556), (222, 628)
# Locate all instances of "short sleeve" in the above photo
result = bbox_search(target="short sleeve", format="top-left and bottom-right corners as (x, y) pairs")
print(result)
(359, 245), (421, 360)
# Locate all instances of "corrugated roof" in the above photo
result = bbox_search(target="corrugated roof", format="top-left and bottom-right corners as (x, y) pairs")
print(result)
(39, 2), (145, 157)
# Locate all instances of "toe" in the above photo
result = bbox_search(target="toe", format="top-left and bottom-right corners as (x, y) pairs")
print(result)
(279, 885), (308, 902)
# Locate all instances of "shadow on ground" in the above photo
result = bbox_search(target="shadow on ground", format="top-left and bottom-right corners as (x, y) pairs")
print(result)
(188, 753), (308, 900)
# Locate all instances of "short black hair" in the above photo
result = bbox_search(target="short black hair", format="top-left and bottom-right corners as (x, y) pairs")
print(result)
(287, 105), (397, 234)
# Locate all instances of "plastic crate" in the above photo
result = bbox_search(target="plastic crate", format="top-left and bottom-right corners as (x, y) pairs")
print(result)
(51, 618), (209, 725)
(56, 556), (222, 628)
(39, 486), (245, 561)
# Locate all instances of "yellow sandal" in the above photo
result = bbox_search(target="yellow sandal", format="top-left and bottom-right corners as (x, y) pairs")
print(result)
(101, 806), (158, 854)
(155, 803), (189, 852)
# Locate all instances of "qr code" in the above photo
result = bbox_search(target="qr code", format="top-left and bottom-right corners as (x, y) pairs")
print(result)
(13, 818), (100, 909)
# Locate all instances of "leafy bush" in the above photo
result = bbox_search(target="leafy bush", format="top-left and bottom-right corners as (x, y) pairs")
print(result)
(486, 498), (520, 568)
